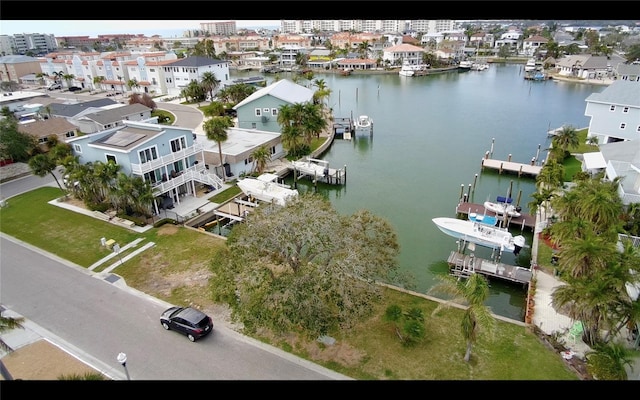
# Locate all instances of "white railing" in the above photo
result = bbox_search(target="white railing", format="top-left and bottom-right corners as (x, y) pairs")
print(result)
(151, 164), (223, 196)
(131, 143), (204, 175)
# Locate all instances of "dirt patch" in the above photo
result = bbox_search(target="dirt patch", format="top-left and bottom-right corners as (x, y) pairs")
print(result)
(1, 339), (103, 380)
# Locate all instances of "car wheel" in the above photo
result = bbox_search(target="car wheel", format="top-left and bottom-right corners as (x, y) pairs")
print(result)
(162, 322), (170, 330)
(188, 334), (196, 342)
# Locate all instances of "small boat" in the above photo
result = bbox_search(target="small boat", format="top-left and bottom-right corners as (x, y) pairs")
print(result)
(354, 115), (373, 131)
(340, 68), (352, 76)
(472, 63), (489, 71)
(399, 62), (429, 77)
(483, 200), (522, 218)
(458, 60), (473, 71)
(524, 58), (537, 72)
(468, 212), (498, 226)
(432, 217), (526, 255)
(237, 173), (298, 206)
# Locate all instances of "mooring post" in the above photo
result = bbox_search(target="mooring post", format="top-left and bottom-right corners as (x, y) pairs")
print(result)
(472, 174), (478, 192)
(459, 184), (465, 202)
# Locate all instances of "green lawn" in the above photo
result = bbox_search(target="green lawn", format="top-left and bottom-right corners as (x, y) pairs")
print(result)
(0, 186), (580, 380)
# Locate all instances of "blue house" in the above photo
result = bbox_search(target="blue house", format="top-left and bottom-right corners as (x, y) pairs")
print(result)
(67, 120), (223, 215)
(233, 79), (314, 132)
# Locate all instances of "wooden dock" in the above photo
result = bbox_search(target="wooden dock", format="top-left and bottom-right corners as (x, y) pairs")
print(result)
(456, 201), (536, 231)
(289, 157), (346, 185)
(447, 251), (532, 286)
(480, 157), (542, 177)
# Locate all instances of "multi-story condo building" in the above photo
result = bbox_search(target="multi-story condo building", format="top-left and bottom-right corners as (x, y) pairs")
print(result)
(280, 20), (409, 34)
(0, 55), (42, 83)
(200, 21), (237, 36)
(0, 35), (14, 56)
(10, 33), (58, 54)
(409, 20), (456, 34)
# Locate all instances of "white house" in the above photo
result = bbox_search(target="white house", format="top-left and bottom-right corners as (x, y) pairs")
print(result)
(162, 56), (230, 97)
(382, 43), (426, 67)
(584, 79), (640, 144)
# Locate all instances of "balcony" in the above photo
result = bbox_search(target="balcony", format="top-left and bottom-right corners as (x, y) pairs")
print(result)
(151, 164), (223, 196)
(131, 142), (204, 175)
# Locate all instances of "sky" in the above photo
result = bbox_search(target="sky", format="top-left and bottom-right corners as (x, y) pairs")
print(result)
(0, 20), (281, 37)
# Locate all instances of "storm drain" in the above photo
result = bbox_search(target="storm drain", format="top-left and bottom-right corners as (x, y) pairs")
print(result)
(104, 274), (121, 283)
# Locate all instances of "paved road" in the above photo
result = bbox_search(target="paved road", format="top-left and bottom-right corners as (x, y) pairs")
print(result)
(0, 234), (350, 380)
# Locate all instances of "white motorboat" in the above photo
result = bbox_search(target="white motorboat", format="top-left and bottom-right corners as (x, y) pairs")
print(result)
(354, 115), (373, 131)
(483, 201), (522, 218)
(432, 217), (526, 254)
(236, 173), (298, 206)
(524, 58), (537, 72)
(458, 60), (473, 71)
(399, 62), (429, 77)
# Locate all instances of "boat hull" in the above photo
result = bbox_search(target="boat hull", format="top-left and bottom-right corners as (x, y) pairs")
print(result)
(432, 217), (525, 254)
(237, 175), (298, 206)
(483, 201), (521, 217)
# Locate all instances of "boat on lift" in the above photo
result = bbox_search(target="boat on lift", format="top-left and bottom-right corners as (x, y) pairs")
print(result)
(432, 217), (526, 255)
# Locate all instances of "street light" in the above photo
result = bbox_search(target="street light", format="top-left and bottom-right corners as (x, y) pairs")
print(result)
(117, 352), (131, 380)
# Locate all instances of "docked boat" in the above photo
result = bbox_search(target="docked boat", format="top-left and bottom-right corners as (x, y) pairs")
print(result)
(468, 212), (498, 226)
(340, 68), (352, 76)
(458, 60), (473, 71)
(472, 62), (489, 71)
(483, 200), (522, 218)
(432, 217), (526, 255)
(354, 115), (373, 132)
(237, 173), (298, 206)
(399, 62), (429, 77)
(524, 58), (537, 72)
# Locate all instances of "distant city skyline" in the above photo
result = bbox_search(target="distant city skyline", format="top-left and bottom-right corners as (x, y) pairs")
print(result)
(0, 20), (281, 37)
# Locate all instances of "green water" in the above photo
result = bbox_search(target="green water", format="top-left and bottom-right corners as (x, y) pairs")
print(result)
(235, 65), (603, 320)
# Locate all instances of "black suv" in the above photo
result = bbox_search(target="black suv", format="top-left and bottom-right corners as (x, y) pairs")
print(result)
(68, 86), (82, 92)
(160, 306), (213, 342)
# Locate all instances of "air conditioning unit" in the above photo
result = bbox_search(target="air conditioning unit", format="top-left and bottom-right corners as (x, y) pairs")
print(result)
(261, 115), (269, 123)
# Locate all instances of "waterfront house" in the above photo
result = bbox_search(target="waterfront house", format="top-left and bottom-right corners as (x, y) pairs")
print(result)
(522, 35), (548, 56)
(196, 127), (284, 180)
(615, 62), (640, 82)
(599, 141), (640, 206)
(66, 120), (223, 215)
(382, 43), (426, 67)
(555, 54), (626, 80)
(233, 79), (314, 133)
(584, 79), (640, 143)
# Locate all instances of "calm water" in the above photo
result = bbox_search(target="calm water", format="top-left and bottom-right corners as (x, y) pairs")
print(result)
(233, 65), (604, 320)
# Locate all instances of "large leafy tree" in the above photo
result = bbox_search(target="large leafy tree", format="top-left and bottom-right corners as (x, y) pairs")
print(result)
(128, 92), (157, 110)
(212, 193), (410, 337)
(0, 117), (38, 162)
(429, 273), (496, 362)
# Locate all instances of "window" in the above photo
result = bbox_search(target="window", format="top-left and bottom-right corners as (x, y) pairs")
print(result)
(270, 146), (276, 155)
(73, 144), (82, 153)
(244, 156), (254, 165)
(105, 154), (116, 164)
(610, 105), (616, 111)
(623, 107), (629, 113)
(255, 108), (261, 116)
(263, 108), (270, 114)
(620, 123), (626, 129)
(170, 137), (187, 152)
(251, 123), (256, 129)
(65, 131), (75, 138)
(139, 146), (158, 163)
(271, 108), (278, 116)
(637, 125), (640, 132)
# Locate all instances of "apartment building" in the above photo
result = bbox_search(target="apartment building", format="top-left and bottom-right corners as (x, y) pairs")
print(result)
(200, 21), (237, 36)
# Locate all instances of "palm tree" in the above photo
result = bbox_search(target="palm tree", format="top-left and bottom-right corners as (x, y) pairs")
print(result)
(552, 125), (580, 157)
(203, 116), (233, 180)
(127, 78), (140, 93)
(586, 342), (635, 380)
(200, 71), (220, 102)
(62, 74), (75, 89)
(251, 145), (271, 175)
(93, 76), (105, 91)
(428, 273), (496, 362)
(28, 154), (65, 193)
(116, 75), (125, 93)
(0, 311), (25, 380)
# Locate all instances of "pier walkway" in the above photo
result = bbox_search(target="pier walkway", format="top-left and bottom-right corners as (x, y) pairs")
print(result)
(447, 251), (532, 285)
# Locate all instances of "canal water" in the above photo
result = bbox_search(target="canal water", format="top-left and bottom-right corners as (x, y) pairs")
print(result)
(232, 65), (604, 320)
